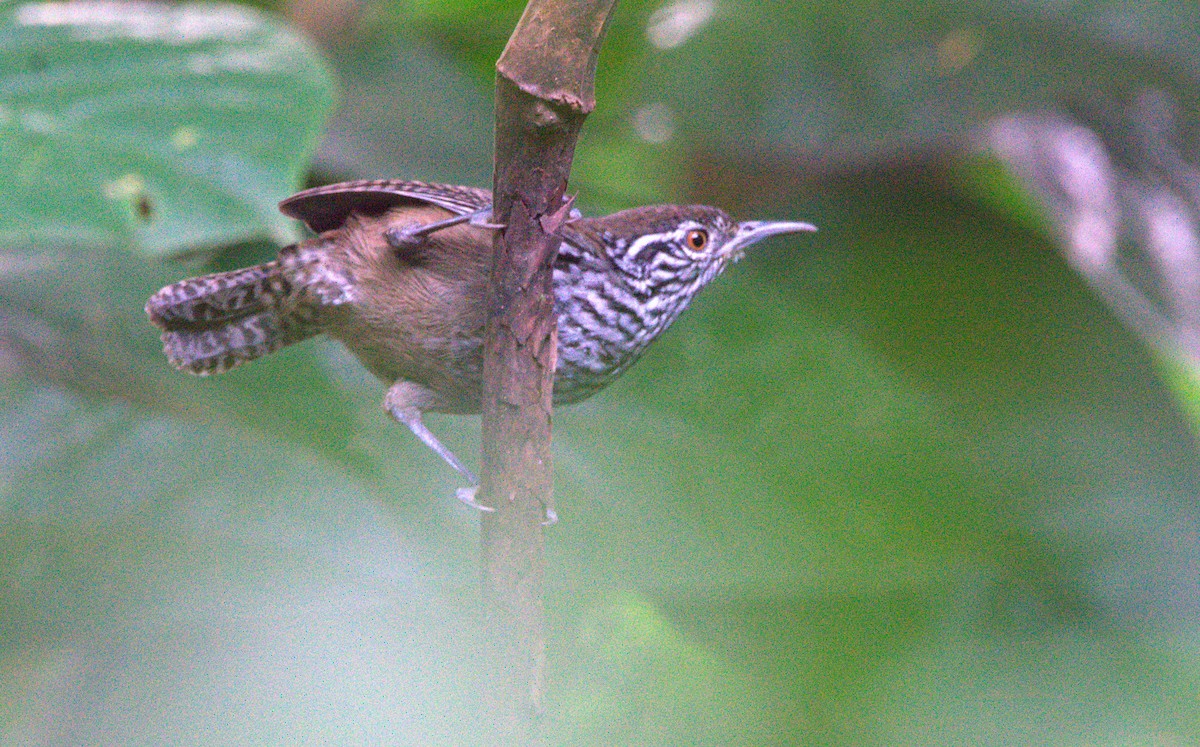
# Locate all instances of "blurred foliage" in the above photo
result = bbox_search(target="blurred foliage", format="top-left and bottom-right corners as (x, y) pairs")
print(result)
(3, 0), (1200, 745)
(0, 0), (335, 255)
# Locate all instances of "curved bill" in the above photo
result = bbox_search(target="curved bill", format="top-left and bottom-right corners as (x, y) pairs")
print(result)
(726, 219), (818, 260)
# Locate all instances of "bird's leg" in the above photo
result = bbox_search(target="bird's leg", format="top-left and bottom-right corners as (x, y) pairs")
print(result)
(384, 381), (492, 512)
(381, 195), (576, 250)
(384, 207), (502, 250)
(383, 381), (558, 524)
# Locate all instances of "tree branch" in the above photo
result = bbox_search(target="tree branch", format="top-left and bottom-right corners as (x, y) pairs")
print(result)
(480, 0), (616, 742)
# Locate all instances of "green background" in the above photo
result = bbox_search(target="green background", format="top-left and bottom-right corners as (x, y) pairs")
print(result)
(3, 0), (1199, 744)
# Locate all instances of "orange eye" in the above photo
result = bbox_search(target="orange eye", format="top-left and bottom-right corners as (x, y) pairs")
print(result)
(686, 229), (708, 250)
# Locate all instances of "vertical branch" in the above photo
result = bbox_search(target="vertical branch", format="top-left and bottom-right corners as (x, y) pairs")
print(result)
(481, 0), (617, 742)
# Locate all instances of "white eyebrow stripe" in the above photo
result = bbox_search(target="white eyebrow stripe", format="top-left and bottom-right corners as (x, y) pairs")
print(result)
(621, 222), (702, 262)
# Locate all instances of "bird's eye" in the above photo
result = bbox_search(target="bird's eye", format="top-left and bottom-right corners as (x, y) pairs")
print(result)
(685, 229), (708, 250)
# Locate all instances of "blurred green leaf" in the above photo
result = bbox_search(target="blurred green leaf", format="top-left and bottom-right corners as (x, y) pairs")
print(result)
(0, 0), (335, 257)
(0, 1), (360, 460)
(548, 594), (776, 745)
(311, 29), (492, 183)
(363, 0), (1200, 176)
(0, 378), (490, 746)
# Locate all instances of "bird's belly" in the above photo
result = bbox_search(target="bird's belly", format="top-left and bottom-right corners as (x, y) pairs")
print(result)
(326, 299), (486, 413)
(326, 293), (653, 411)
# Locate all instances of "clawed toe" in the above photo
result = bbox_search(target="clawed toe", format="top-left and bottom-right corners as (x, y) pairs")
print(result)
(455, 486), (557, 525)
(456, 485), (495, 513)
(384, 224), (426, 248)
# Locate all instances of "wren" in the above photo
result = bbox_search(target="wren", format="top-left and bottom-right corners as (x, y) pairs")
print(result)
(146, 180), (816, 509)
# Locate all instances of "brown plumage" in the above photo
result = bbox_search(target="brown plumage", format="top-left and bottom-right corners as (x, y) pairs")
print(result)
(146, 179), (816, 509)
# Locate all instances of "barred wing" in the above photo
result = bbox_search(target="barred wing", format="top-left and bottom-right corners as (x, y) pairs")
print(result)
(280, 179), (493, 233)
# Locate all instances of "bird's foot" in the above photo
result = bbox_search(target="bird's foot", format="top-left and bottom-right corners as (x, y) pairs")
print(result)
(456, 485), (495, 513)
(455, 486), (558, 526)
(384, 223), (427, 249)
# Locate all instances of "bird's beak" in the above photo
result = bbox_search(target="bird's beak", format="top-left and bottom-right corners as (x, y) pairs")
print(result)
(726, 220), (817, 260)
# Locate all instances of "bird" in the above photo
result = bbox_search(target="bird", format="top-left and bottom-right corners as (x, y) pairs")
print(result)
(145, 179), (816, 511)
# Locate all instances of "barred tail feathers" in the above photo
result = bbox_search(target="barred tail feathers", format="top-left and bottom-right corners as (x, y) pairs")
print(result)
(146, 263), (285, 327)
(157, 310), (310, 375)
(146, 262), (318, 376)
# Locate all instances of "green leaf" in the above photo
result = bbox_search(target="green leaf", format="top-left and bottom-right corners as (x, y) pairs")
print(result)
(0, 1), (355, 461)
(0, 0), (336, 257)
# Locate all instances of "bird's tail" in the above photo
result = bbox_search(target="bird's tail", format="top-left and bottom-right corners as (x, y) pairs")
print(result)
(146, 259), (318, 375)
